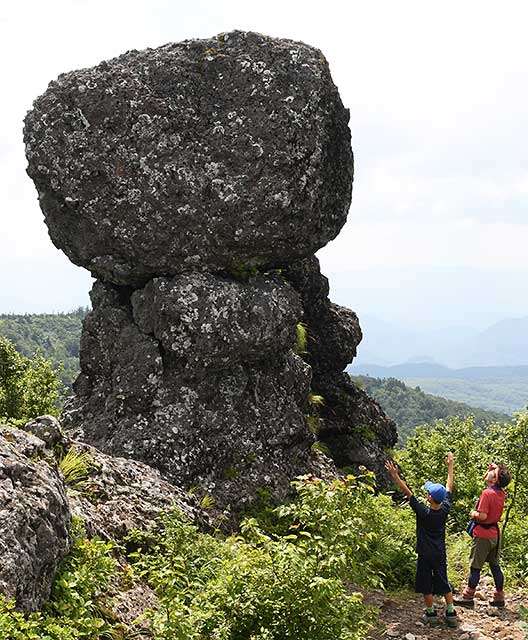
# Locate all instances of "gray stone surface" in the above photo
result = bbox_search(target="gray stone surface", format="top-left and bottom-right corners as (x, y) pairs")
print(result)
(285, 256), (397, 477)
(64, 279), (332, 514)
(24, 415), (66, 448)
(66, 441), (211, 539)
(0, 427), (70, 612)
(131, 272), (301, 370)
(24, 30), (353, 285)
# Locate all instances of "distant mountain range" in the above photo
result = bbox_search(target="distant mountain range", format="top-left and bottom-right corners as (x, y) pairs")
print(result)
(354, 315), (528, 369)
(348, 362), (528, 415)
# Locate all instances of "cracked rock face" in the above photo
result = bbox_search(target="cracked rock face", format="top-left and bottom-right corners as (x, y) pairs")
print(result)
(24, 31), (394, 515)
(285, 256), (397, 476)
(0, 427), (70, 612)
(66, 440), (211, 540)
(24, 30), (353, 286)
(64, 278), (331, 513)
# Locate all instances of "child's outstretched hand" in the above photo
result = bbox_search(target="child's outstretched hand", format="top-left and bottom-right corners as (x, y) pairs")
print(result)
(445, 451), (454, 465)
(385, 460), (400, 479)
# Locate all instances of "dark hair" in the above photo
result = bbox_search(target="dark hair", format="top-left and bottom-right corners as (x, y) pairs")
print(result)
(497, 463), (512, 489)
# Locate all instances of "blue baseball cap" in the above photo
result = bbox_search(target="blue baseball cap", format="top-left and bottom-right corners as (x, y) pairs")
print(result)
(423, 481), (447, 503)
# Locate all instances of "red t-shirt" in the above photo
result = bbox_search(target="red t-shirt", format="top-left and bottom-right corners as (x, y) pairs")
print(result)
(473, 487), (505, 539)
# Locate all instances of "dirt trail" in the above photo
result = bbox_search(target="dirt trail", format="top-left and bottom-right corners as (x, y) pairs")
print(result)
(366, 578), (527, 640)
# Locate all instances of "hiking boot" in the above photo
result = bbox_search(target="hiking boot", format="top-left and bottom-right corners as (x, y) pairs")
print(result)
(454, 586), (475, 608)
(444, 609), (458, 628)
(423, 609), (440, 626)
(490, 590), (505, 608)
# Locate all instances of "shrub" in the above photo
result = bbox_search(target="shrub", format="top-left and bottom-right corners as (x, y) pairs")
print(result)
(271, 474), (416, 590)
(0, 336), (63, 425)
(130, 508), (373, 640)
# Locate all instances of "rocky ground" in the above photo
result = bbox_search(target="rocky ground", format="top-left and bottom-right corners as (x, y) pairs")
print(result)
(367, 579), (527, 640)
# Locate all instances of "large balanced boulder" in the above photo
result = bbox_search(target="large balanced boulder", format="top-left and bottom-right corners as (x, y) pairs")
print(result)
(24, 30), (353, 286)
(25, 31), (394, 515)
(0, 427), (70, 612)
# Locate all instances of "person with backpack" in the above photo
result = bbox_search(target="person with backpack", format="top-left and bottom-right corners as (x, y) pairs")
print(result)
(385, 453), (457, 627)
(454, 462), (512, 608)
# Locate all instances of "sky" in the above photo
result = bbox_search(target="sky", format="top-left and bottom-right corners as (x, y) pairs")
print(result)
(1, 0), (527, 330)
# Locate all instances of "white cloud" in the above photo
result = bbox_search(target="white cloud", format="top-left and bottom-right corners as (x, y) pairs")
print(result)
(1, 0), (527, 320)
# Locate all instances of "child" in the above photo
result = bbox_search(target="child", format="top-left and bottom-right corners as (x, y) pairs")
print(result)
(385, 453), (457, 627)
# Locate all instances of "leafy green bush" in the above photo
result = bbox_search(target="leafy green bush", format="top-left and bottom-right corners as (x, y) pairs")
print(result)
(0, 519), (121, 640)
(130, 506), (373, 640)
(270, 474), (416, 590)
(0, 336), (63, 425)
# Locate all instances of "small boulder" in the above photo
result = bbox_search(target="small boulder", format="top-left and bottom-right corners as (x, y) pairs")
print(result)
(0, 427), (70, 611)
(24, 415), (66, 448)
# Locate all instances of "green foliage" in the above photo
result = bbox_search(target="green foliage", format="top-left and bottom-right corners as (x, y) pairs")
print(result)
(271, 474), (416, 590)
(0, 308), (87, 389)
(305, 414), (320, 434)
(308, 393), (325, 407)
(59, 448), (94, 489)
(396, 413), (528, 580)
(0, 518), (123, 639)
(352, 375), (509, 443)
(0, 336), (63, 425)
(227, 260), (261, 281)
(293, 322), (308, 355)
(129, 478), (390, 640)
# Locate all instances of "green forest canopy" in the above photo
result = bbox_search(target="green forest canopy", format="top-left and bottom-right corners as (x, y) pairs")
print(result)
(351, 375), (510, 443)
(0, 308), (87, 387)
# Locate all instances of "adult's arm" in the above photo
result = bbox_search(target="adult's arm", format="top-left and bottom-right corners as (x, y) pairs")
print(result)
(446, 451), (454, 493)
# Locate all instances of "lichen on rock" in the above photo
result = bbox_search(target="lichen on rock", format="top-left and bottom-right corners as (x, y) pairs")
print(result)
(24, 30), (353, 286)
(0, 426), (70, 612)
(24, 30), (394, 515)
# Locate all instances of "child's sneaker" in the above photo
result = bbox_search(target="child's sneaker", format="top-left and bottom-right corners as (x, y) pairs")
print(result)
(444, 609), (458, 628)
(423, 609), (440, 626)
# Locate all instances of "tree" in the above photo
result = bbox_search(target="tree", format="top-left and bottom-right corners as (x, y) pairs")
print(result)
(0, 336), (63, 424)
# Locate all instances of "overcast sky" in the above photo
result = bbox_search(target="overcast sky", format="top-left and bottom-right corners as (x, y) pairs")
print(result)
(1, 0), (527, 329)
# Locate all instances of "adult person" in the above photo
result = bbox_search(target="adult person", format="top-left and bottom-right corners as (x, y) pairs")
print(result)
(455, 462), (512, 608)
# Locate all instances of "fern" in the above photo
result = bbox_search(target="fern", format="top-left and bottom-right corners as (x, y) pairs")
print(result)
(311, 441), (330, 456)
(294, 322), (308, 355)
(306, 415), (321, 435)
(308, 393), (325, 407)
(59, 447), (93, 488)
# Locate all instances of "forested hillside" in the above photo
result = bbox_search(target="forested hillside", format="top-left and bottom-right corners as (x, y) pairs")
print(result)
(0, 308), (87, 387)
(351, 375), (510, 442)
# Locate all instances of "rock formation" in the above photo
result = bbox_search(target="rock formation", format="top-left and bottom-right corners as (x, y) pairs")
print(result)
(0, 426), (70, 612)
(0, 420), (209, 610)
(284, 256), (396, 477)
(24, 31), (352, 286)
(24, 31), (396, 513)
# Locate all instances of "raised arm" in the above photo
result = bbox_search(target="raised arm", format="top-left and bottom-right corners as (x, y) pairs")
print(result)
(445, 451), (454, 493)
(385, 460), (413, 498)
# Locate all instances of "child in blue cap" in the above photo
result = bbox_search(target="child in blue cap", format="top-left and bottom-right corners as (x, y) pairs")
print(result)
(385, 452), (457, 627)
